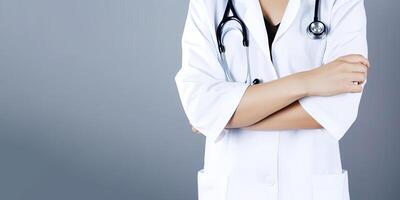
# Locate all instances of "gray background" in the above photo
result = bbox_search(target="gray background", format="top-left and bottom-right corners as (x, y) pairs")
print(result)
(0, 0), (398, 199)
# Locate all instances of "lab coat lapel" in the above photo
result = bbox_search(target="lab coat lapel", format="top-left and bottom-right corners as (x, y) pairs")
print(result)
(274, 0), (301, 42)
(236, 0), (269, 60)
(236, 0), (301, 57)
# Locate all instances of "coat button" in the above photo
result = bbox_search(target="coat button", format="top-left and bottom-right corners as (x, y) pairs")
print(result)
(262, 175), (276, 186)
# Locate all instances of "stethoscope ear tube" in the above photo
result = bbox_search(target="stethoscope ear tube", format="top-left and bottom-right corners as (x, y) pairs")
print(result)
(216, 0), (253, 85)
(216, 0), (249, 54)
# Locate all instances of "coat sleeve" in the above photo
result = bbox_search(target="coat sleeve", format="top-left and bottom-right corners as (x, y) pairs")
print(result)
(299, 0), (368, 141)
(174, 0), (250, 143)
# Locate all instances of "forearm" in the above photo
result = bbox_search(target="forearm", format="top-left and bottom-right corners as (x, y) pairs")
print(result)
(226, 73), (307, 128)
(242, 101), (322, 131)
(226, 54), (369, 129)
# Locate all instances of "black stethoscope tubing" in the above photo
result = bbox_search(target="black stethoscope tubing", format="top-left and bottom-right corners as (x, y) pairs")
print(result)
(216, 0), (249, 54)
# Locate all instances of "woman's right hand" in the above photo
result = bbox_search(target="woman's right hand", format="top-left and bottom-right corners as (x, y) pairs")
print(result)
(298, 54), (370, 97)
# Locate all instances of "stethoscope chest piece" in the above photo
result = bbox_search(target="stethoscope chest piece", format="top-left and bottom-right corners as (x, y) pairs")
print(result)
(307, 21), (328, 40)
(307, 0), (328, 40)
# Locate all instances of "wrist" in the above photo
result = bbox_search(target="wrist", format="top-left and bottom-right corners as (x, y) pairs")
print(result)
(291, 71), (310, 97)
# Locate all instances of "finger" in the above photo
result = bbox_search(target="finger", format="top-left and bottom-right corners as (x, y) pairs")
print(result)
(347, 83), (364, 93)
(353, 80), (364, 85)
(346, 63), (368, 73)
(339, 54), (370, 67)
(350, 72), (366, 82)
(339, 54), (369, 66)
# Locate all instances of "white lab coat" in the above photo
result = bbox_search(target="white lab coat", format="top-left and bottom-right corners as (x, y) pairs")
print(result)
(174, 0), (368, 199)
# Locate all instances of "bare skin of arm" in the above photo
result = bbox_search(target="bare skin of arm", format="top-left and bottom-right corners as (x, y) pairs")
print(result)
(192, 101), (320, 133)
(242, 101), (322, 131)
(226, 71), (308, 128)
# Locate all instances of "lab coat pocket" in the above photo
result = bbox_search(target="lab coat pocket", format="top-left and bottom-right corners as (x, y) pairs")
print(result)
(312, 170), (350, 200)
(197, 169), (228, 200)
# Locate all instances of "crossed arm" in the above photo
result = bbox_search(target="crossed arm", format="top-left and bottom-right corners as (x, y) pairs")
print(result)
(225, 71), (322, 131)
(192, 55), (369, 133)
(192, 100), (320, 133)
(241, 101), (322, 131)
(193, 72), (322, 133)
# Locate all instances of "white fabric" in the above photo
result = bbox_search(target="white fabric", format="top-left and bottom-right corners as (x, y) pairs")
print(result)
(174, 0), (368, 199)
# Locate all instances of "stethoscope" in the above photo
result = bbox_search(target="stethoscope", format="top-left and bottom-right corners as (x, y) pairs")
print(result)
(216, 0), (327, 85)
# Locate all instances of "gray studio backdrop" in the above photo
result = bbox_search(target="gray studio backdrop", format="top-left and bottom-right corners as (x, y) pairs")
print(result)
(0, 0), (398, 200)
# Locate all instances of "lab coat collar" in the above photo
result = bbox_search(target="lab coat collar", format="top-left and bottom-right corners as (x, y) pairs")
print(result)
(236, 0), (301, 59)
